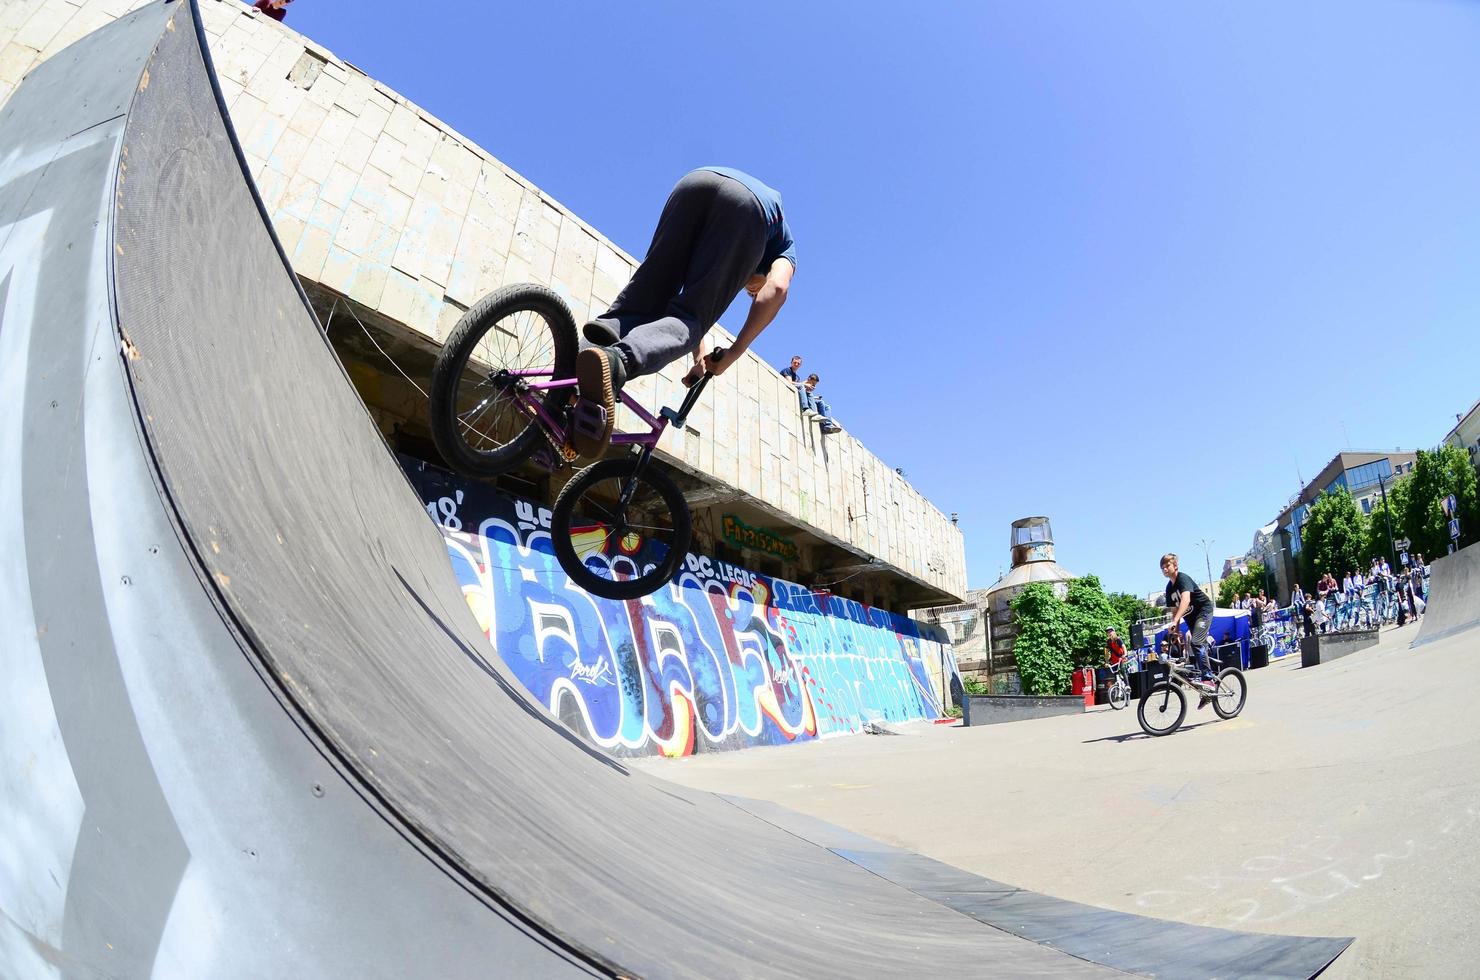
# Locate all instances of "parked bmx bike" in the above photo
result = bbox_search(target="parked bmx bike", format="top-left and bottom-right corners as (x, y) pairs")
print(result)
(1137, 633), (1247, 737)
(427, 284), (715, 601)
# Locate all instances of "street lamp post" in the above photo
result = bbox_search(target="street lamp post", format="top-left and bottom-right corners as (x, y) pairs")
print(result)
(1196, 537), (1215, 605)
(1377, 471), (1398, 567)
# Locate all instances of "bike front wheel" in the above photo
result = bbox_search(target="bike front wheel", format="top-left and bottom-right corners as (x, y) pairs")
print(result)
(428, 283), (578, 477)
(1138, 682), (1186, 736)
(550, 456), (691, 600)
(1108, 677), (1129, 711)
(1212, 668), (1247, 720)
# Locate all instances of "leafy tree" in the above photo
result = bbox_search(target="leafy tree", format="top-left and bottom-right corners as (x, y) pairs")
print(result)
(1063, 575), (1126, 668)
(1009, 583), (1073, 695)
(1395, 445), (1480, 558)
(1107, 591), (1159, 636)
(1363, 478), (1407, 568)
(1008, 576), (1134, 695)
(1299, 486), (1368, 589)
(1217, 561), (1266, 607)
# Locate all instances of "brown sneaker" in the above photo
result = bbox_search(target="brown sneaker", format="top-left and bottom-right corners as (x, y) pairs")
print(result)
(573, 347), (620, 458)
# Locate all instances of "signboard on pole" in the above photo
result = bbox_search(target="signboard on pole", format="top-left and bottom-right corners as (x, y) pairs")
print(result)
(1443, 494), (1458, 518)
(1400, 551), (1410, 566)
(1395, 537), (1411, 552)
(1449, 518), (1461, 540)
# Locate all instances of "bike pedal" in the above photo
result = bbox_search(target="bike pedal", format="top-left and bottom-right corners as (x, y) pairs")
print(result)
(571, 398), (609, 441)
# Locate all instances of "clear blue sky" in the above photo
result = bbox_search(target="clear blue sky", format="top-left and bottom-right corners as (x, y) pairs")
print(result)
(283, 0), (1480, 598)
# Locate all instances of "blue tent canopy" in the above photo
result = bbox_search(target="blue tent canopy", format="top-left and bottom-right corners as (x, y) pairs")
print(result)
(1152, 610), (1252, 669)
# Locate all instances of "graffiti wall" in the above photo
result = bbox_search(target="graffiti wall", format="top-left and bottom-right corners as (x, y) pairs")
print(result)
(402, 457), (957, 758)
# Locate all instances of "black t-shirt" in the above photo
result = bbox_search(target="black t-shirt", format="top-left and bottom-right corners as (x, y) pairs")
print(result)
(1165, 571), (1213, 623)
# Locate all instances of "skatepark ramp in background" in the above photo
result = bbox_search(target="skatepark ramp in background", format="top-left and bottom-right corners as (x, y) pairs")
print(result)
(1412, 543), (1480, 648)
(0, 2), (1351, 975)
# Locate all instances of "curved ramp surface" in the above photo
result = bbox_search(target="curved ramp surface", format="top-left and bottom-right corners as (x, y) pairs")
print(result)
(1412, 543), (1480, 647)
(1, 2), (1349, 976)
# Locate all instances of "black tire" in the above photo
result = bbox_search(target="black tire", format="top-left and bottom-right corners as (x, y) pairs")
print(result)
(1212, 668), (1247, 720)
(551, 456), (691, 601)
(1138, 681), (1186, 737)
(1108, 678), (1129, 711)
(428, 284), (577, 477)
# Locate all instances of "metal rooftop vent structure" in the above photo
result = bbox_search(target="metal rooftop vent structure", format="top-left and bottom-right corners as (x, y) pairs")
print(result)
(983, 517), (1078, 678)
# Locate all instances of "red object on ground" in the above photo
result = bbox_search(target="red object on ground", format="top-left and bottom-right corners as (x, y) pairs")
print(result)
(1071, 667), (1095, 707)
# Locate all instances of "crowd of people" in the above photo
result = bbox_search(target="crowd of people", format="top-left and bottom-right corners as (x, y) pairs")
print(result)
(779, 355), (842, 434)
(1286, 554), (1430, 636)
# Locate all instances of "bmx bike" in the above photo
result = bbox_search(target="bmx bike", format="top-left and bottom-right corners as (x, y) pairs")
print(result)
(1137, 634), (1247, 737)
(426, 283), (715, 601)
(1106, 657), (1133, 711)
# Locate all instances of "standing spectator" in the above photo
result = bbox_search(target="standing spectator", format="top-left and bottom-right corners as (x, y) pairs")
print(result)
(1250, 592), (1264, 634)
(251, 0), (291, 21)
(1310, 596), (1330, 634)
(1291, 583), (1307, 636)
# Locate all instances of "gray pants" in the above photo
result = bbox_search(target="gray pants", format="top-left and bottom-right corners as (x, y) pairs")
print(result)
(591, 170), (766, 377)
(1188, 611), (1213, 677)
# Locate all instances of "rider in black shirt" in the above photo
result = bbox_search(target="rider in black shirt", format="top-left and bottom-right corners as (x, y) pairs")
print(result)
(1161, 553), (1217, 689)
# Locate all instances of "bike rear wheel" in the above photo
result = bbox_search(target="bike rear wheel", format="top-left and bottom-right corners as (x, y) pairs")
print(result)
(550, 456), (691, 600)
(1212, 667), (1247, 720)
(428, 284), (577, 477)
(1138, 681), (1186, 736)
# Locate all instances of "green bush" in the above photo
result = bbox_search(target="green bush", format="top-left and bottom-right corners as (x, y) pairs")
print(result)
(1010, 583), (1074, 695)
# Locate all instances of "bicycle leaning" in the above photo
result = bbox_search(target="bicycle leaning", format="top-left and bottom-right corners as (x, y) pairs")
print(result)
(426, 283), (717, 601)
(1137, 632), (1248, 737)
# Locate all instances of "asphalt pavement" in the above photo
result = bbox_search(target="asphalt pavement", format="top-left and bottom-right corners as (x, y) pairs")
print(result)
(636, 619), (1480, 979)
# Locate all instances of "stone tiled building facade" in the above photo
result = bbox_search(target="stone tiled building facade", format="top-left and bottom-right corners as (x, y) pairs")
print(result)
(1, 0), (967, 608)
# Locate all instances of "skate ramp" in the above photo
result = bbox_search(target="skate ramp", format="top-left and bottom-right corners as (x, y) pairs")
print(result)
(1412, 543), (1480, 647)
(0, 2), (1351, 975)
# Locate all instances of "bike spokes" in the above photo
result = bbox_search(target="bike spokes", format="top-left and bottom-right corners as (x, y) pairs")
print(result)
(451, 308), (559, 454)
(565, 478), (675, 573)
(550, 457), (692, 601)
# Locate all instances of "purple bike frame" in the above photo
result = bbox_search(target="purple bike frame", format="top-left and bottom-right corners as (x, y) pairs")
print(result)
(509, 371), (667, 448)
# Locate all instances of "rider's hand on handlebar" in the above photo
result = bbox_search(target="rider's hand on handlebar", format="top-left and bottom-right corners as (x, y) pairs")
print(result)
(681, 347), (730, 388)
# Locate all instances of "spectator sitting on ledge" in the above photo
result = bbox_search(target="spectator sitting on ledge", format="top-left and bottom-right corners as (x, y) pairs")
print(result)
(780, 354), (807, 410)
(251, 0), (291, 22)
(802, 374), (842, 434)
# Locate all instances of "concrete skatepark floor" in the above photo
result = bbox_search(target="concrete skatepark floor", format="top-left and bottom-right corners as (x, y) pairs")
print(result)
(637, 620), (1480, 978)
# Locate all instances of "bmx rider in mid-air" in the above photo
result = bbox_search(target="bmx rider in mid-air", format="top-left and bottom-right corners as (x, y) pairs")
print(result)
(1160, 552), (1217, 692)
(573, 166), (797, 457)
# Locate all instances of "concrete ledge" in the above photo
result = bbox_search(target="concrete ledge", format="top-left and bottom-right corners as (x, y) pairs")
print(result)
(1301, 630), (1379, 667)
(963, 695), (1082, 727)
